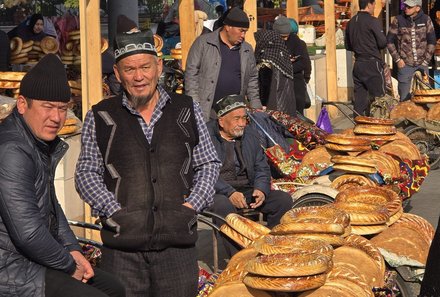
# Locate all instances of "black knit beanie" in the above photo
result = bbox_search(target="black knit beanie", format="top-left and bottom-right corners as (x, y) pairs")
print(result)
(223, 7), (249, 28)
(20, 53), (71, 102)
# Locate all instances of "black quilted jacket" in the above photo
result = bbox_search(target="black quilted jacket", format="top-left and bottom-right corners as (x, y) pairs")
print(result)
(0, 108), (81, 296)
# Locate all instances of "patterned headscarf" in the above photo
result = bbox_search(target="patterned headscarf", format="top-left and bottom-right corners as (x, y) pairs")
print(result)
(254, 30), (293, 79)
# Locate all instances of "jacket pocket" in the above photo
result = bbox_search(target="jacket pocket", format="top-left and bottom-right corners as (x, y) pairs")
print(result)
(100, 207), (150, 251)
(158, 204), (198, 248)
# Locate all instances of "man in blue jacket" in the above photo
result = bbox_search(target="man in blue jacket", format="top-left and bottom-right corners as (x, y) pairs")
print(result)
(207, 94), (293, 256)
(0, 54), (125, 296)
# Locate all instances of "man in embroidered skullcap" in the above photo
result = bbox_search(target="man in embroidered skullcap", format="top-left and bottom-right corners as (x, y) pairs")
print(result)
(75, 30), (221, 297)
(185, 7), (262, 122)
(207, 94), (293, 257)
(0, 54), (125, 297)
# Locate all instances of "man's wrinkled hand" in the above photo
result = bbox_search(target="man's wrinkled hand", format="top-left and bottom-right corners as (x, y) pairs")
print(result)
(100, 216), (121, 238)
(250, 189), (265, 209)
(229, 191), (248, 209)
(70, 251), (94, 283)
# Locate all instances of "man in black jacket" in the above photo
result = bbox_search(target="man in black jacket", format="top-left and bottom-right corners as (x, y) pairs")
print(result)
(0, 54), (124, 297)
(345, 0), (387, 115)
(207, 95), (293, 256)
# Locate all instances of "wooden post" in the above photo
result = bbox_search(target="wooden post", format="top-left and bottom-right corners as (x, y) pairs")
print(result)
(244, 0), (257, 49)
(351, 0), (359, 16)
(179, 0), (196, 70)
(79, 0), (103, 240)
(374, 0), (384, 18)
(286, 0), (299, 21)
(324, 1), (338, 102)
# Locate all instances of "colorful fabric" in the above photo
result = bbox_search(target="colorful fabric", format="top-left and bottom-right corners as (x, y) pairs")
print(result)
(197, 269), (218, 297)
(397, 156), (430, 199)
(265, 109), (328, 150)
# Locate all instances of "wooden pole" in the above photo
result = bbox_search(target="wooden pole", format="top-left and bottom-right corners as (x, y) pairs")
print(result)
(324, 1), (338, 102)
(351, 0), (359, 16)
(244, 0), (257, 49)
(286, 0), (299, 21)
(79, 0), (103, 239)
(374, 0), (385, 18)
(179, 0), (196, 70)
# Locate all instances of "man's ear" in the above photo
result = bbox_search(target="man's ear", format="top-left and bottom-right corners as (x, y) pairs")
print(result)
(16, 96), (27, 115)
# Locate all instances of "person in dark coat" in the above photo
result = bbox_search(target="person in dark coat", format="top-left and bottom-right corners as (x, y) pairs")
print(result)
(345, 0), (387, 115)
(8, 13), (47, 42)
(0, 54), (125, 297)
(420, 216), (440, 297)
(207, 94), (293, 256)
(75, 29), (221, 297)
(273, 16), (312, 115)
(0, 30), (10, 71)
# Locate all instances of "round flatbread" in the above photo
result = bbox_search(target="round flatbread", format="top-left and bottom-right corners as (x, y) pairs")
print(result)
(40, 36), (59, 54)
(10, 37), (23, 55)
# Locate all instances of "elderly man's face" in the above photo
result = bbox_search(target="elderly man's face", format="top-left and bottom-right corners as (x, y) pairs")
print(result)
(218, 107), (247, 140)
(224, 25), (248, 46)
(17, 96), (68, 141)
(114, 53), (163, 109)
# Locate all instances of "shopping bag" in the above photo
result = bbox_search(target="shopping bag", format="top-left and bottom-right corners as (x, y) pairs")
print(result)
(316, 107), (333, 134)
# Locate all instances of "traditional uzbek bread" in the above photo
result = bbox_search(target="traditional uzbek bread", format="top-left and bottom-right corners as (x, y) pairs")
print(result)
(332, 202), (389, 225)
(360, 150), (401, 180)
(225, 213), (270, 241)
(325, 143), (371, 153)
(330, 174), (376, 190)
(10, 37), (23, 55)
(353, 124), (397, 135)
(325, 134), (370, 146)
(246, 252), (331, 277)
(209, 282), (272, 297)
(379, 139), (422, 160)
(252, 235), (334, 258)
(300, 146), (337, 165)
(243, 273), (327, 292)
(332, 164), (377, 174)
(412, 95), (440, 104)
(354, 116), (395, 126)
(280, 205), (350, 228)
(331, 155), (377, 168)
(220, 224), (253, 248)
(392, 213), (435, 245)
(271, 221), (344, 235)
(390, 101), (427, 120)
(427, 102), (440, 121)
(215, 248), (259, 287)
(0, 71), (26, 81)
(413, 88), (440, 96)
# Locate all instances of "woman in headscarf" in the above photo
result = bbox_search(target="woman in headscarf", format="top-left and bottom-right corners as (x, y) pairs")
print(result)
(254, 29), (296, 117)
(9, 13), (47, 42)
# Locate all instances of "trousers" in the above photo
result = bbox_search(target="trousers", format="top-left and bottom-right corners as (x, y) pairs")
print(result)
(45, 266), (125, 297)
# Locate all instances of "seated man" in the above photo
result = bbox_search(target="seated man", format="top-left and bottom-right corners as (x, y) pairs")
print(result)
(207, 94), (293, 256)
(0, 54), (125, 297)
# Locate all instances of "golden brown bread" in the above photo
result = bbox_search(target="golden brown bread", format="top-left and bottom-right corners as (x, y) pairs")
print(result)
(10, 37), (22, 55)
(301, 146), (337, 165)
(332, 202), (389, 225)
(0, 71), (26, 82)
(332, 164), (377, 174)
(412, 95), (440, 103)
(379, 139), (422, 160)
(209, 282), (272, 297)
(243, 273), (327, 292)
(280, 205), (350, 228)
(153, 34), (163, 52)
(354, 116), (395, 126)
(325, 134), (370, 146)
(325, 143), (371, 152)
(225, 213), (270, 241)
(245, 252), (331, 277)
(330, 174), (376, 190)
(390, 101), (427, 120)
(215, 248), (259, 287)
(360, 150), (401, 180)
(252, 235), (334, 258)
(271, 221), (344, 235)
(350, 224), (388, 235)
(40, 36), (59, 54)
(393, 213), (435, 245)
(427, 102), (440, 121)
(0, 81), (21, 89)
(353, 124), (397, 135)
(331, 155), (377, 168)
(413, 88), (440, 96)
(220, 224), (253, 248)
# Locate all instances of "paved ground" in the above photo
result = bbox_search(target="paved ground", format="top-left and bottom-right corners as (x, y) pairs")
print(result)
(196, 111), (440, 275)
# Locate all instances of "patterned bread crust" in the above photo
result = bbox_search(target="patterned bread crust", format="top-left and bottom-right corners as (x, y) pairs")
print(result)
(332, 202), (390, 225)
(331, 175), (376, 190)
(225, 213), (270, 241)
(220, 224), (253, 248)
(281, 205), (350, 228)
(325, 134), (370, 146)
(354, 116), (395, 126)
(243, 273), (327, 292)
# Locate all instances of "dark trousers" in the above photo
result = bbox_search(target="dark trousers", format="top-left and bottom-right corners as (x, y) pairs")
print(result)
(353, 59), (386, 116)
(420, 215), (440, 297)
(211, 189), (293, 256)
(99, 245), (198, 297)
(45, 267), (125, 297)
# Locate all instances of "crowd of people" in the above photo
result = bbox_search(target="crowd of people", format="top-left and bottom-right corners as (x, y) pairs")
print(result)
(1, 1), (440, 297)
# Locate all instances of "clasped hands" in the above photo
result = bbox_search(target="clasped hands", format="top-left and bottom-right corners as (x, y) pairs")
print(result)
(229, 189), (265, 209)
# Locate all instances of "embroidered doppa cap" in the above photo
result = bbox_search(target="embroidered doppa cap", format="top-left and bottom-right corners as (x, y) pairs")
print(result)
(403, 0), (422, 6)
(214, 94), (247, 117)
(20, 53), (71, 102)
(114, 29), (157, 62)
(223, 7), (249, 28)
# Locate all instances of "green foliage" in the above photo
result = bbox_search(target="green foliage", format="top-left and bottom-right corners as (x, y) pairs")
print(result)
(64, 0), (79, 8)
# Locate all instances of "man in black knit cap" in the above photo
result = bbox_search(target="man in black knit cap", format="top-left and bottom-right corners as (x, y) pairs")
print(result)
(185, 7), (262, 121)
(0, 54), (125, 297)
